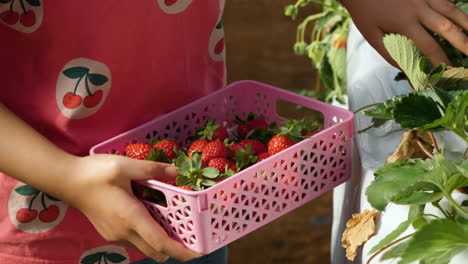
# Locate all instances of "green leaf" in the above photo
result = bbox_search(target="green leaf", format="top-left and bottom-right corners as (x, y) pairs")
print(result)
(201, 179), (216, 187)
(427, 64), (446, 85)
(422, 91), (468, 140)
(105, 253), (126, 263)
(380, 240), (410, 261)
(383, 34), (428, 91)
(398, 219), (468, 264)
(174, 153), (191, 176)
(393, 94), (443, 129)
(391, 182), (443, 206)
(63, 67), (89, 79)
(202, 167), (219, 179)
(81, 252), (105, 264)
(437, 67), (468, 91)
(25, 0), (40, 6)
(366, 159), (431, 211)
(369, 204), (423, 254)
(315, 11), (335, 30)
(191, 152), (202, 169)
(15, 185), (39, 196)
(176, 176), (190, 186)
(87, 73), (109, 86)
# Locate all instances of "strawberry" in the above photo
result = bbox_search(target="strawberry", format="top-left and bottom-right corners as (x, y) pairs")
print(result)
(235, 113), (269, 139)
(125, 143), (152, 160)
(201, 141), (229, 164)
(191, 120), (229, 141)
(268, 135), (295, 155)
(178, 185), (193, 191)
(153, 140), (179, 160)
(208, 158), (237, 173)
(257, 152), (271, 162)
(188, 139), (209, 156)
(237, 139), (267, 155)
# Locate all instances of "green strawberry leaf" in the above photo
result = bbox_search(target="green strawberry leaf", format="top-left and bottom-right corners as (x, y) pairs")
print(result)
(366, 159), (432, 211)
(191, 152), (202, 170)
(393, 93), (443, 129)
(369, 205), (424, 254)
(380, 240), (410, 261)
(25, 0), (40, 6)
(202, 167), (219, 179)
(201, 179), (216, 187)
(15, 185), (39, 196)
(174, 153), (191, 176)
(398, 219), (468, 264)
(105, 253), (126, 263)
(81, 252), (106, 264)
(436, 67), (468, 91)
(63, 67), (89, 79)
(176, 176), (190, 186)
(87, 73), (109, 86)
(383, 34), (428, 91)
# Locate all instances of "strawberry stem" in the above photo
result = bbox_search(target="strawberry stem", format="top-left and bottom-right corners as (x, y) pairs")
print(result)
(28, 191), (39, 211)
(19, 0), (26, 14)
(366, 233), (414, 264)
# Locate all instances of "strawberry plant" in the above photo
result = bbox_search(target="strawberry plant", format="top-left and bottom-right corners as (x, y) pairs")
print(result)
(285, 0), (350, 104)
(352, 34), (468, 264)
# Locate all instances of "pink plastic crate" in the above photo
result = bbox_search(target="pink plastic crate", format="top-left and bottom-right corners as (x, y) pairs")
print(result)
(90, 80), (354, 254)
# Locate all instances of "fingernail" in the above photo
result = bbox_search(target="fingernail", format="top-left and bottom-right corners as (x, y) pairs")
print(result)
(164, 166), (178, 176)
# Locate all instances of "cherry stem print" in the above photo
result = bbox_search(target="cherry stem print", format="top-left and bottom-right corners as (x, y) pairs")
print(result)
(28, 191), (39, 210)
(73, 69), (89, 95)
(18, 0), (26, 14)
(84, 74), (93, 96)
(40, 192), (48, 210)
(9, 0), (15, 12)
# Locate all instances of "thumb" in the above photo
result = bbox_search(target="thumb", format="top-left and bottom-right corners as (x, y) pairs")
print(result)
(123, 159), (179, 182)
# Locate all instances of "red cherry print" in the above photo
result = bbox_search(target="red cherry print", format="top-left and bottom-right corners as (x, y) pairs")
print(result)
(164, 0), (177, 6)
(83, 90), (103, 108)
(63, 92), (82, 109)
(39, 205), (59, 223)
(0, 11), (19, 25)
(214, 38), (224, 55)
(20, 10), (36, 27)
(16, 208), (37, 223)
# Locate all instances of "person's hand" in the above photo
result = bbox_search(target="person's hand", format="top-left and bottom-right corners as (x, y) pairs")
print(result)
(65, 154), (201, 263)
(343, 0), (468, 66)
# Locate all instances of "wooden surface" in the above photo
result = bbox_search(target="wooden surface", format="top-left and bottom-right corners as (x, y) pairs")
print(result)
(223, 1), (334, 263)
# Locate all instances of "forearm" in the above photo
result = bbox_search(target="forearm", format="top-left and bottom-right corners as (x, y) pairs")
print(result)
(0, 103), (79, 198)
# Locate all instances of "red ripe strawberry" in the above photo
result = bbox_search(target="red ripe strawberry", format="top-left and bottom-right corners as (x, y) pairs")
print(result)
(201, 141), (228, 163)
(154, 140), (179, 160)
(268, 135), (295, 155)
(178, 185), (193, 191)
(125, 143), (152, 160)
(239, 139), (267, 155)
(188, 139), (209, 156)
(257, 152), (271, 163)
(208, 158), (237, 173)
(237, 118), (269, 138)
(213, 126), (229, 141)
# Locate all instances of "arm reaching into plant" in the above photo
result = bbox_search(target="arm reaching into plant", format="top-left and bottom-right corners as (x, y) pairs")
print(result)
(0, 103), (201, 263)
(342, 0), (468, 66)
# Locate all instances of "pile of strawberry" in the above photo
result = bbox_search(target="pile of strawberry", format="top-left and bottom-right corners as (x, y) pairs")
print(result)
(125, 113), (321, 191)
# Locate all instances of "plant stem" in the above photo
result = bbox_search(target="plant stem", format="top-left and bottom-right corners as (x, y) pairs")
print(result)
(463, 147), (467, 160)
(357, 125), (373, 134)
(417, 139), (434, 159)
(366, 233), (414, 264)
(432, 201), (450, 218)
(445, 192), (468, 216)
(353, 103), (381, 114)
(429, 132), (441, 155)
(421, 213), (440, 219)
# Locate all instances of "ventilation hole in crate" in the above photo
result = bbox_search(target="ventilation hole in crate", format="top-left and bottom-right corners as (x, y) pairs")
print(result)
(145, 133), (151, 139)
(313, 185), (319, 192)
(183, 207), (191, 217)
(321, 183), (326, 190)
(339, 172), (345, 179)
(266, 102), (270, 108)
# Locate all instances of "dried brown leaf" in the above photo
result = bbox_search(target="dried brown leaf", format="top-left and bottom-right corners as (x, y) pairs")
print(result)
(385, 130), (432, 164)
(342, 209), (378, 261)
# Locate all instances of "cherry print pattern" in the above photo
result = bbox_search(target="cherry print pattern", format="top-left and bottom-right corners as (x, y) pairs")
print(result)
(8, 182), (68, 233)
(56, 58), (112, 119)
(157, 0), (192, 14)
(0, 0), (43, 33)
(79, 246), (130, 264)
